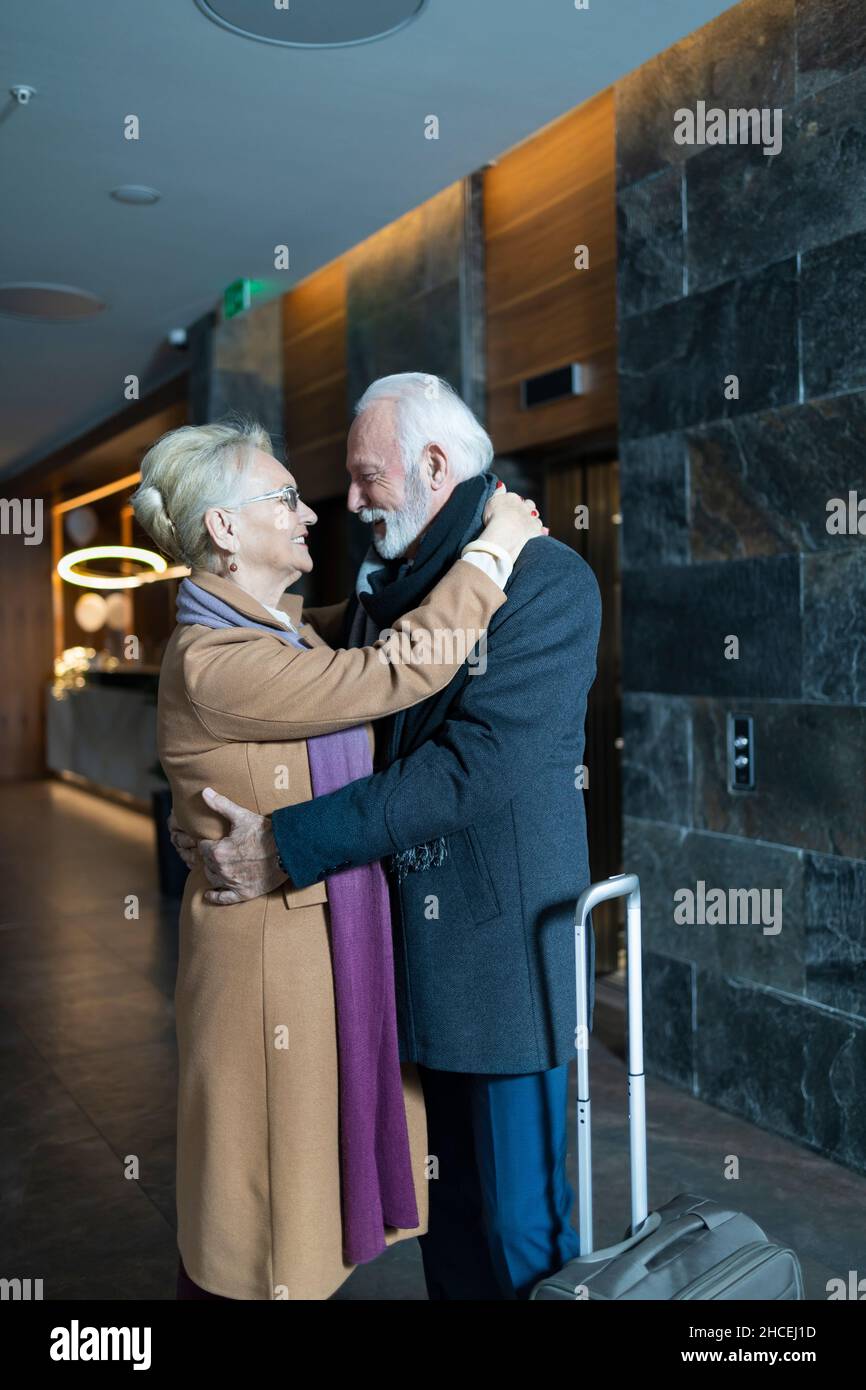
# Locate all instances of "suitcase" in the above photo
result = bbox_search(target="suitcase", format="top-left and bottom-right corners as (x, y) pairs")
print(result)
(530, 873), (804, 1300)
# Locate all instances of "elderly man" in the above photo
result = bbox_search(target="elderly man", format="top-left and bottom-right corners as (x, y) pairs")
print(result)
(173, 373), (602, 1300)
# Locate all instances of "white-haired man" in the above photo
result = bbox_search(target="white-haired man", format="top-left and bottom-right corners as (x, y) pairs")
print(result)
(174, 373), (602, 1299)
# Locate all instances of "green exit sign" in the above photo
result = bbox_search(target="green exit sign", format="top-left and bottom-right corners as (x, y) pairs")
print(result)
(223, 279), (252, 319)
(222, 278), (270, 320)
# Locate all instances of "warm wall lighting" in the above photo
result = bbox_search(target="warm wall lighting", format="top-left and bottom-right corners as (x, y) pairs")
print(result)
(57, 545), (167, 590)
(73, 592), (109, 631)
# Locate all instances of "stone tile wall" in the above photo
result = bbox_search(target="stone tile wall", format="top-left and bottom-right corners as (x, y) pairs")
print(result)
(616, 0), (866, 1171)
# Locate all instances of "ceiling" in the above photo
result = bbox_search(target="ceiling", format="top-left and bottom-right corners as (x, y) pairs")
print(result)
(0, 0), (735, 482)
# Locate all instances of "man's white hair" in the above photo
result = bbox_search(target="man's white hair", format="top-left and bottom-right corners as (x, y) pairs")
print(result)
(354, 373), (493, 482)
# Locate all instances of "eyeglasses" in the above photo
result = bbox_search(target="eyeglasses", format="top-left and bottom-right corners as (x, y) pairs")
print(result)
(233, 484), (300, 512)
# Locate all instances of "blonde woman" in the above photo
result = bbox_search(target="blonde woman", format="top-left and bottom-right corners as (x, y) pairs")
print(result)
(130, 421), (542, 1300)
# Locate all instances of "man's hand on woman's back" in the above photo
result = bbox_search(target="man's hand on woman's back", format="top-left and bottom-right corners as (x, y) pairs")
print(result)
(167, 792), (289, 905)
(168, 810), (198, 869)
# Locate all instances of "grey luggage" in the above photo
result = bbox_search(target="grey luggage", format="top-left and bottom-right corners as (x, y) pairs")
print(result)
(530, 873), (804, 1301)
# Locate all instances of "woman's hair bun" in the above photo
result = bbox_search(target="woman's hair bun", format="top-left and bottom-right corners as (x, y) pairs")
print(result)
(131, 483), (184, 563)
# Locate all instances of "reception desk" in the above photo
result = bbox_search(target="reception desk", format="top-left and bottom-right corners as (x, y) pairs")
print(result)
(46, 670), (162, 806)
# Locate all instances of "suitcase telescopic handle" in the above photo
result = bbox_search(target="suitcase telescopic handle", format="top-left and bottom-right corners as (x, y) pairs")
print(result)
(574, 872), (648, 1256)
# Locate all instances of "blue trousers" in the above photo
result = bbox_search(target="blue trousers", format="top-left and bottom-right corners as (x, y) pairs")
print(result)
(416, 1061), (580, 1300)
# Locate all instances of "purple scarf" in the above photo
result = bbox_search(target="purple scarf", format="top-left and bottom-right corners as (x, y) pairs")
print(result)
(176, 578), (419, 1263)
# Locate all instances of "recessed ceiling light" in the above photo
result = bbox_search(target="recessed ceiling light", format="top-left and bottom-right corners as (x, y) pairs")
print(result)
(111, 185), (161, 204)
(0, 283), (105, 321)
(194, 0), (427, 48)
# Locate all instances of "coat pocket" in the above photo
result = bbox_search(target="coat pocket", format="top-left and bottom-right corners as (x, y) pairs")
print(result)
(449, 825), (501, 925)
(281, 878), (329, 910)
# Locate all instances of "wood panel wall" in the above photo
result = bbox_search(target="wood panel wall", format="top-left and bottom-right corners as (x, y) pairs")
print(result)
(282, 260), (348, 502)
(0, 497), (53, 778)
(484, 88), (618, 452)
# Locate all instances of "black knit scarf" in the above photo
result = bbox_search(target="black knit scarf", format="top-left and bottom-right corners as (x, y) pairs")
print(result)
(358, 470), (499, 631)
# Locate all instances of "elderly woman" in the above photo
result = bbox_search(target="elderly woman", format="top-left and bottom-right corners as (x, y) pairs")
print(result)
(130, 420), (542, 1301)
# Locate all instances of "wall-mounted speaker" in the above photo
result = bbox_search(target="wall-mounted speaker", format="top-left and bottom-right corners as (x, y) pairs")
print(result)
(520, 364), (584, 409)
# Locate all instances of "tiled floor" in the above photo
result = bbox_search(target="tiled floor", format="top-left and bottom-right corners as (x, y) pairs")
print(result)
(1, 781), (862, 1300)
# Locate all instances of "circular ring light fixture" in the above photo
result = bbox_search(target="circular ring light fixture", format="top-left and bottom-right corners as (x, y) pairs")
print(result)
(194, 0), (427, 48)
(0, 283), (105, 322)
(57, 545), (167, 590)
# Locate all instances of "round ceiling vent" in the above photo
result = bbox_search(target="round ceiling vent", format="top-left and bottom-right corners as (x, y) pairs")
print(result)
(0, 283), (105, 321)
(111, 184), (161, 204)
(194, 0), (427, 48)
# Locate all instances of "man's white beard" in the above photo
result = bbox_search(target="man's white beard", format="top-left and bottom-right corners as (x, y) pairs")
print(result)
(359, 465), (431, 560)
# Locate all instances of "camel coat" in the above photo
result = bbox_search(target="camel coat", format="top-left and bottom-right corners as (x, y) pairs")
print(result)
(159, 562), (506, 1300)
